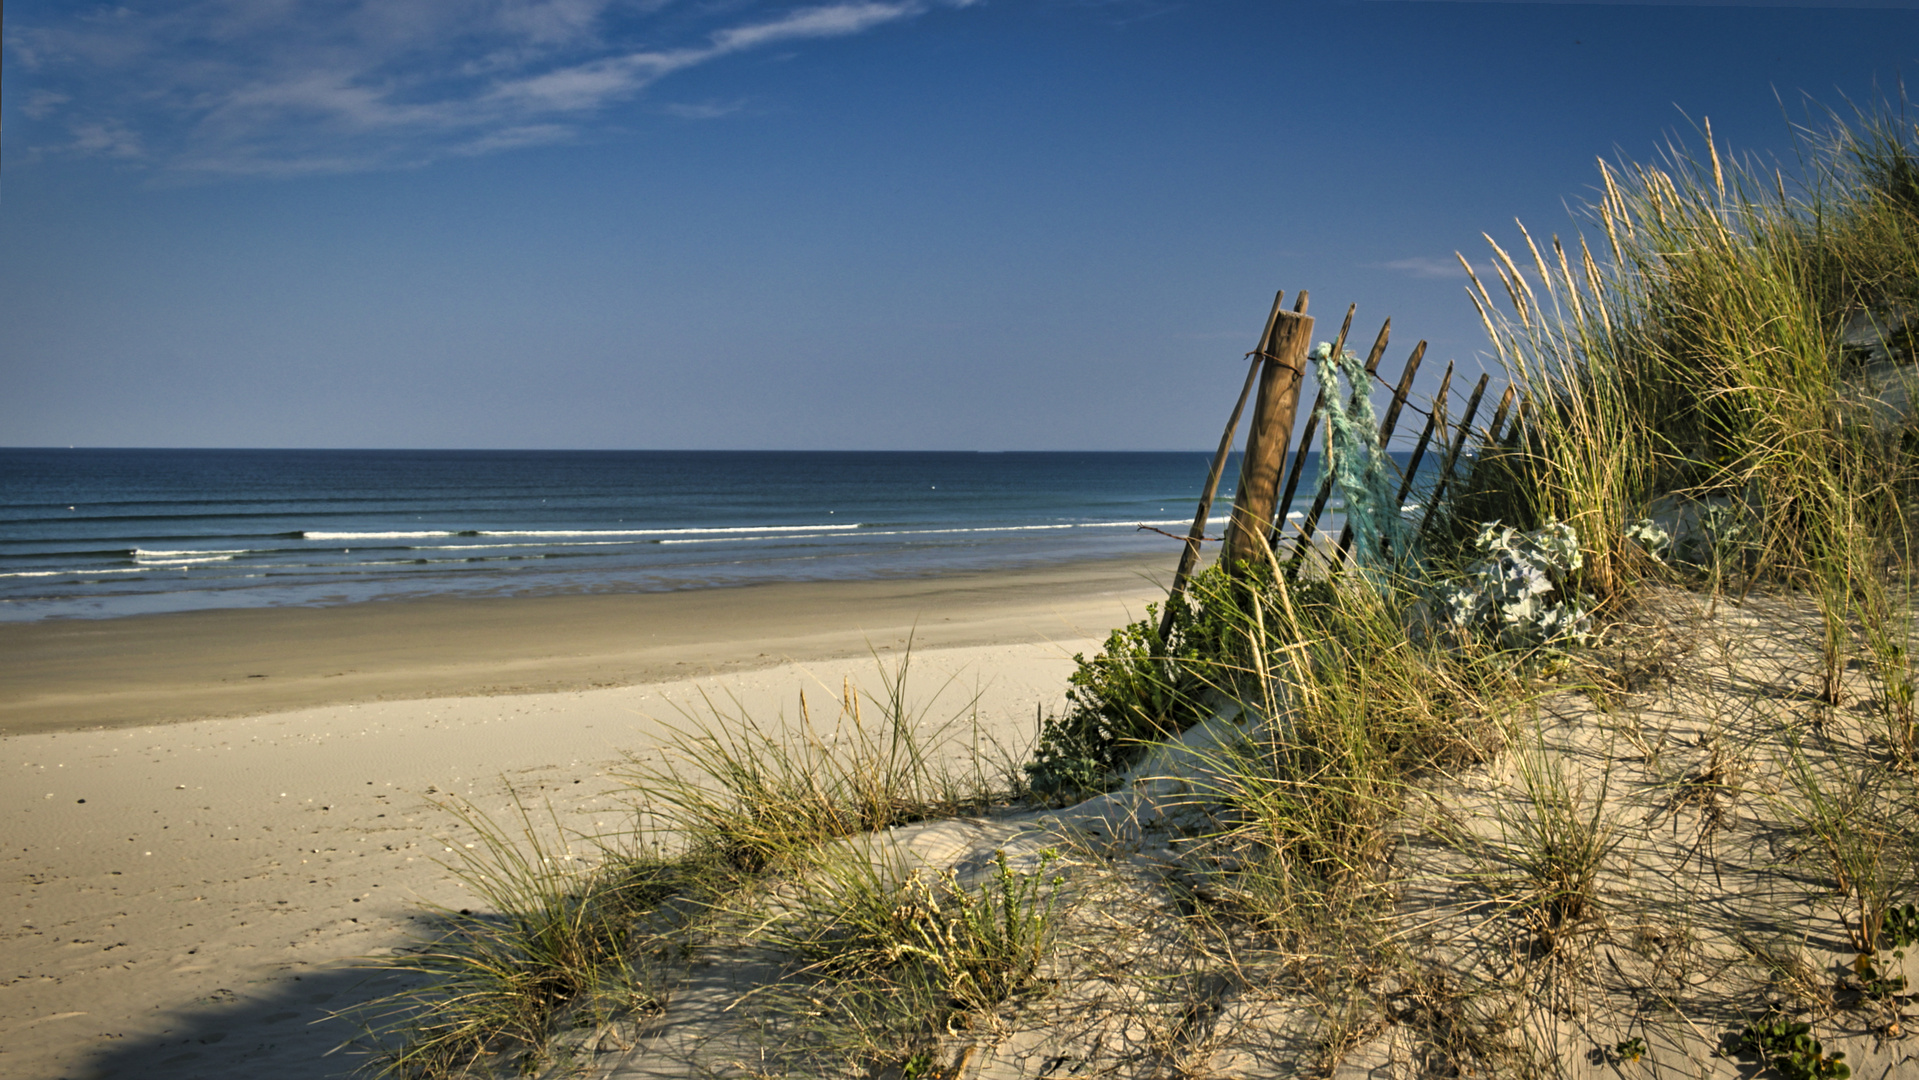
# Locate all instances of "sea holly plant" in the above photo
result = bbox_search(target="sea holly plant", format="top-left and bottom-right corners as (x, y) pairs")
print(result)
(1624, 518), (1672, 561)
(1436, 521), (1592, 653)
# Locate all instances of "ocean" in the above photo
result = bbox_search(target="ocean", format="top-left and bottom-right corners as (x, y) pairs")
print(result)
(0, 448), (1385, 621)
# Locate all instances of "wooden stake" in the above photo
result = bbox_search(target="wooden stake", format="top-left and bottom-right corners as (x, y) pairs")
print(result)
(1418, 372), (1491, 542)
(1485, 385), (1516, 445)
(1393, 361), (1452, 513)
(1159, 348), (1266, 642)
(1267, 304), (1352, 552)
(1451, 384), (1517, 519)
(1222, 298), (1315, 575)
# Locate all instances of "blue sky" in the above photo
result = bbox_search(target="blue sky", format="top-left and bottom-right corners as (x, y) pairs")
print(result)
(3, 0), (1917, 450)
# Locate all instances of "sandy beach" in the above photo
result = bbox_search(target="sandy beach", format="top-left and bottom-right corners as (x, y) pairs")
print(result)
(0, 555), (1172, 1080)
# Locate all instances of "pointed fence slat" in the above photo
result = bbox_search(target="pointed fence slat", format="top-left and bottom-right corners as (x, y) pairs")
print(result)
(1485, 385), (1517, 445)
(1159, 348), (1266, 641)
(1395, 361), (1452, 511)
(1448, 383), (1517, 524)
(1418, 372), (1492, 543)
(1222, 291), (1315, 574)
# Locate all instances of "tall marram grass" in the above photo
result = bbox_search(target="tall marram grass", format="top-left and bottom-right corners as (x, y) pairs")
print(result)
(1178, 551), (1511, 945)
(1451, 107), (1919, 755)
(352, 650), (1022, 1079)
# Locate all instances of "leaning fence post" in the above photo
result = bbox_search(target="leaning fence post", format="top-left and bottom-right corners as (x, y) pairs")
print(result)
(1159, 344), (1268, 643)
(1389, 362), (1453, 555)
(1418, 372), (1491, 543)
(1448, 384), (1517, 522)
(1267, 305), (1353, 552)
(1222, 295), (1314, 578)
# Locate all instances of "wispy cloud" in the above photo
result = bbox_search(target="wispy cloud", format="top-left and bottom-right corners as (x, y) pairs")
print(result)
(8, 0), (974, 178)
(1376, 256), (1469, 280)
(660, 99), (750, 120)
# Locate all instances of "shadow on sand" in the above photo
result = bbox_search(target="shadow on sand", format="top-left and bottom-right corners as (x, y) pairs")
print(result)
(76, 962), (417, 1080)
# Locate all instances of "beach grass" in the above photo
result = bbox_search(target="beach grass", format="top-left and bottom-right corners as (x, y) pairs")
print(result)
(347, 794), (679, 1079)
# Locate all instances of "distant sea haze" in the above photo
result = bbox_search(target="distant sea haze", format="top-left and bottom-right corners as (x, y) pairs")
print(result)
(0, 448), (1380, 621)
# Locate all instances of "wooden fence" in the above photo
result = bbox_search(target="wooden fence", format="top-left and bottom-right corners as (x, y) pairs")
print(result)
(1160, 287), (1513, 627)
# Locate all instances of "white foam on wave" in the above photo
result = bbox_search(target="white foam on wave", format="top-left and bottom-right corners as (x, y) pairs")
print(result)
(302, 524), (863, 541)
(0, 567), (149, 578)
(433, 540), (634, 552)
(482, 525), (862, 537)
(133, 548), (249, 561)
(661, 533), (838, 545)
(303, 531), (459, 541)
(134, 555), (236, 566)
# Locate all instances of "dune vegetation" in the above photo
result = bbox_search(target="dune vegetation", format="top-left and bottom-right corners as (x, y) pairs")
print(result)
(341, 100), (1919, 1079)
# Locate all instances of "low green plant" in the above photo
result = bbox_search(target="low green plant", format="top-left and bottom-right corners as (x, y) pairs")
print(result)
(1612, 1035), (1648, 1063)
(1435, 520), (1593, 652)
(1027, 609), (1189, 797)
(1882, 902), (1919, 949)
(1026, 562), (1251, 797)
(1854, 902), (1919, 1002)
(1737, 1018), (1850, 1080)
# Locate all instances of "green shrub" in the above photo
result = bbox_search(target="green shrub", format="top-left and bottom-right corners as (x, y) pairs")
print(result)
(1024, 562), (1264, 797)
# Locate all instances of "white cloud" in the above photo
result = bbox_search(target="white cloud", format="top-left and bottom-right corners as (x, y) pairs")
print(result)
(1377, 257), (1469, 280)
(661, 99), (749, 120)
(453, 122), (578, 155)
(68, 120), (144, 159)
(8, 0), (971, 178)
(21, 90), (71, 119)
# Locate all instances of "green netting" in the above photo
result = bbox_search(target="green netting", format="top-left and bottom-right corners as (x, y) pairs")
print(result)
(1310, 342), (1410, 571)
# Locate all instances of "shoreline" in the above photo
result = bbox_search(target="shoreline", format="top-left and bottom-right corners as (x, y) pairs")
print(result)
(0, 552), (1177, 735)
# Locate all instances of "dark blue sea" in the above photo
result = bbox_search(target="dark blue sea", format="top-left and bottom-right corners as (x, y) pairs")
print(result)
(0, 448), (1432, 621)
(0, 449), (1339, 621)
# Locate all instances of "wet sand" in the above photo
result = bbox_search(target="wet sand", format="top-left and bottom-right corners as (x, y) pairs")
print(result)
(0, 555), (1172, 735)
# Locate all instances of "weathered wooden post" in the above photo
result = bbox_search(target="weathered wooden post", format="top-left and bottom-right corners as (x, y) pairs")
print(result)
(1157, 346), (1267, 644)
(1222, 293), (1314, 576)
(1417, 372), (1491, 544)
